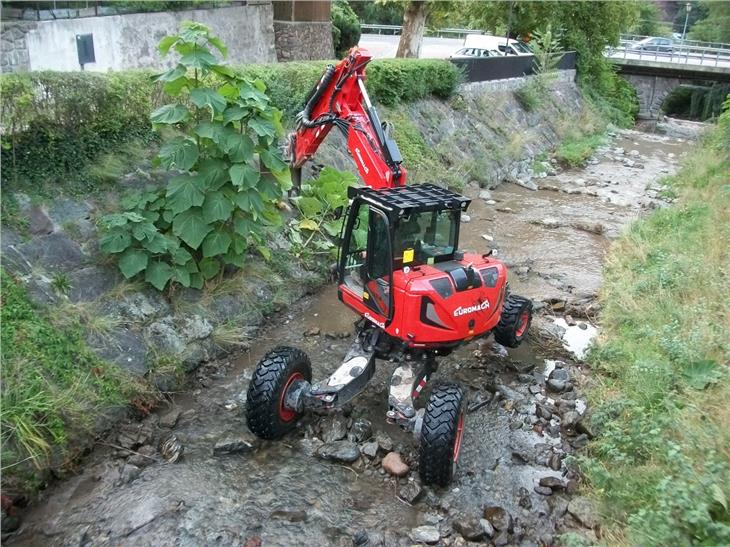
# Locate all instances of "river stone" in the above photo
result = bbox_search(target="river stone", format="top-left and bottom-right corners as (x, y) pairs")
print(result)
(568, 497), (597, 528)
(483, 506), (512, 532)
(562, 410), (580, 429)
(213, 436), (257, 456)
(270, 509), (307, 522)
(376, 431), (393, 452)
(126, 445), (157, 467)
(479, 518), (495, 538)
(320, 413), (348, 443)
(410, 526), (440, 544)
(315, 441), (360, 463)
(398, 481), (423, 504)
(117, 463), (141, 485)
(360, 440), (378, 459)
(159, 409), (181, 429)
(452, 514), (484, 541)
(348, 417), (372, 443)
(479, 189), (492, 200)
(381, 452), (409, 477)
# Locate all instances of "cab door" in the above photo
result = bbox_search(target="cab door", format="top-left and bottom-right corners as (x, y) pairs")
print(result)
(339, 200), (393, 320)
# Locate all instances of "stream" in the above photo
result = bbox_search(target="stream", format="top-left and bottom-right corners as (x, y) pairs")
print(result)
(7, 125), (693, 546)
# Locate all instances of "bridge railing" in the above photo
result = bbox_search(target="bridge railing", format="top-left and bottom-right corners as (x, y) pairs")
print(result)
(360, 24), (481, 39)
(608, 40), (730, 68)
(619, 34), (730, 52)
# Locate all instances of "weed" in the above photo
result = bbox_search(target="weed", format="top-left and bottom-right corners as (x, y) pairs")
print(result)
(555, 133), (605, 167)
(212, 320), (252, 349)
(50, 272), (71, 295)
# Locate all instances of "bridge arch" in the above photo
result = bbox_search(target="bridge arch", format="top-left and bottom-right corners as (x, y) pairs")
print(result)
(622, 74), (682, 119)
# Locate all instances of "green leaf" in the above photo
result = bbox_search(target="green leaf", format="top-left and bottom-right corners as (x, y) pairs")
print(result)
(166, 173), (206, 214)
(224, 133), (254, 163)
(257, 245), (271, 261)
(172, 247), (193, 265)
(249, 116), (277, 139)
(143, 232), (172, 254)
(683, 360), (722, 390)
(292, 196), (323, 217)
(153, 64), (186, 82)
(100, 228), (131, 254)
(199, 257), (221, 280)
(231, 189), (265, 216)
(298, 218), (319, 231)
(158, 35), (178, 55)
(180, 45), (217, 70)
(151, 104), (189, 124)
(223, 249), (245, 268)
(231, 233), (247, 254)
(212, 64), (236, 79)
(259, 148), (288, 172)
(208, 36), (228, 58)
(145, 261), (174, 291)
(118, 248), (149, 279)
(322, 219), (343, 237)
(240, 81), (269, 108)
(190, 88), (227, 114)
(229, 163), (260, 190)
(163, 77), (193, 97)
(223, 105), (249, 125)
(198, 158), (230, 189)
(233, 215), (252, 237)
(172, 208), (212, 250)
(159, 137), (199, 171)
(172, 265), (191, 287)
(202, 190), (234, 223)
(132, 221), (158, 241)
(189, 272), (204, 289)
(202, 230), (232, 258)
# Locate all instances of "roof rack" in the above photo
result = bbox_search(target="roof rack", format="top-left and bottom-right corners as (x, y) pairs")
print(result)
(348, 183), (471, 217)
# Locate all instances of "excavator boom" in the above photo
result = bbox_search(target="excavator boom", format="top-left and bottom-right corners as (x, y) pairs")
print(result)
(288, 47), (406, 189)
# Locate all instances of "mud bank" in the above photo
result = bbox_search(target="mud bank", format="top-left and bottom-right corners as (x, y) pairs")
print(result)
(4, 124), (694, 546)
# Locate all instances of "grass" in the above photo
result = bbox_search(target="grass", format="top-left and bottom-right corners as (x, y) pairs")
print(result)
(555, 133), (605, 167)
(581, 125), (730, 544)
(0, 270), (145, 490)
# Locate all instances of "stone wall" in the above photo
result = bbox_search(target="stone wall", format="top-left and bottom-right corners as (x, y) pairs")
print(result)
(1, 21), (36, 73)
(622, 73), (682, 120)
(274, 21), (333, 61)
(1, 4), (276, 73)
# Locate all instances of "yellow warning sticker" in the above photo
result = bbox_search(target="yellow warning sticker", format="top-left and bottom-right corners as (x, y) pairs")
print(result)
(403, 248), (414, 263)
(363, 291), (370, 300)
(427, 257), (435, 265)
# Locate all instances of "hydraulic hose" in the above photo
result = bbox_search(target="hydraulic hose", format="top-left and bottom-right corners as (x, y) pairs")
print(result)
(297, 65), (336, 128)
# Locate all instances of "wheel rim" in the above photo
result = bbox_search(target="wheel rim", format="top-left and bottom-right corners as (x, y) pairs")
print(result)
(515, 310), (530, 338)
(278, 372), (303, 422)
(452, 409), (465, 463)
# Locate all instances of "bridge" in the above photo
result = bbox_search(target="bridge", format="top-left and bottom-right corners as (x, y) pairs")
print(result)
(608, 36), (730, 119)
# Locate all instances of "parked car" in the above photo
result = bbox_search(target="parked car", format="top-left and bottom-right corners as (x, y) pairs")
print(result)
(463, 34), (533, 56)
(450, 47), (500, 59)
(630, 36), (673, 53)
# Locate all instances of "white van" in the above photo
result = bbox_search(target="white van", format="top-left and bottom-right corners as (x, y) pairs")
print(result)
(463, 34), (533, 56)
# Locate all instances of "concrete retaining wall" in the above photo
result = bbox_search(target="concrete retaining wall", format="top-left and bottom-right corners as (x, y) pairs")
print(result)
(2, 4), (276, 73)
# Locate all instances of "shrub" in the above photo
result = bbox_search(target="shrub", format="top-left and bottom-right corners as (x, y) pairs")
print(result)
(0, 70), (157, 190)
(99, 22), (291, 291)
(331, 0), (361, 58)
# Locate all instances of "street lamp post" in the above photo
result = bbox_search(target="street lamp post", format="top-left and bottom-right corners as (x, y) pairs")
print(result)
(682, 2), (692, 41)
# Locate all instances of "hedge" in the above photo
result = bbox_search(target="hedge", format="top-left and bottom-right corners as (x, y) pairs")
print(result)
(0, 59), (460, 190)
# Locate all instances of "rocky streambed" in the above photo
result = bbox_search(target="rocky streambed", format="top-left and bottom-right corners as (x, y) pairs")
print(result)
(5, 124), (693, 546)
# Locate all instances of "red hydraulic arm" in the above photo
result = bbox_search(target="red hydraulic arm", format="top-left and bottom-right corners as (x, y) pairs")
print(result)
(288, 47), (407, 190)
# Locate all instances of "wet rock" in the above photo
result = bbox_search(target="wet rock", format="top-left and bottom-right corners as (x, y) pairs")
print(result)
(479, 518), (495, 538)
(321, 413), (349, 443)
(572, 433), (590, 449)
(410, 526), (440, 544)
(479, 189), (492, 200)
(481, 234), (494, 242)
(304, 326), (321, 337)
(213, 437), (257, 456)
(352, 530), (369, 546)
(316, 440), (360, 463)
(539, 476), (566, 490)
(461, 213), (471, 223)
(243, 537), (262, 547)
(564, 314), (577, 326)
(398, 481), (424, 504)
(497, 384), (525, 403)
(483, 506), (512, 532)
(271, 508), (308, 522)
(360, 440), (378, 459)
(532, 217), (561, 229)
(159, 409), (181, 429)
(517, 487), (532, 510)
(160, 434), (184, 463)
(348, 418), (372, 443)
(562, 410), (580, 429)
(381, 452), (409, 477)
(117, 463), (141, 485)
(467, 391), (492, 413)
(571, 221), (606, 235)
(548, 453), (562, 471)
(529, 384), (542, 395)
(375, 431), (393, 452)
(127, 445), (157, 467)
(452, 514), (484, 541)
(534, 485), (553, 496)
(536, 404), (553, 420)
(493, 531), (510, 546)
(496, 206), (514, 213)
(568, 497), (597, 529)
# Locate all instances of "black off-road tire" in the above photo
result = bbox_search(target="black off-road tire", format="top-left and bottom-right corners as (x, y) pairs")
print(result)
(419, 383), (466, 487)
(246, 346), (312, 440)
(493, 294), (533, 348)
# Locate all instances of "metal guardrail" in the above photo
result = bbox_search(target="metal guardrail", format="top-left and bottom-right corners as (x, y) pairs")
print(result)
(360, 24), (481, 39)
(452, 51), (576, 83)
(608, 41), (730, 69)
(619, 34), (730, 52)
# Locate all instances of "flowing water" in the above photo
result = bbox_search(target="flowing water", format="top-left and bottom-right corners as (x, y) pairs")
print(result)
(7, 125), (693, 546)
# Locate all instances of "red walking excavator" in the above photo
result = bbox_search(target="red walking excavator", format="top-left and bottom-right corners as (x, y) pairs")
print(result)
(246, 48), (532, 486)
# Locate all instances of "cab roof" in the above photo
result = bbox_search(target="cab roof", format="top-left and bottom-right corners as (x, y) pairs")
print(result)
(348, 183), (471, 217)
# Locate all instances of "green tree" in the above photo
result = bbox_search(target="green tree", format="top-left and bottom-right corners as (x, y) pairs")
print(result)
(332, 0), (362, 57)
(99, 22), (290, 291)
(689, 0), (730, 42)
